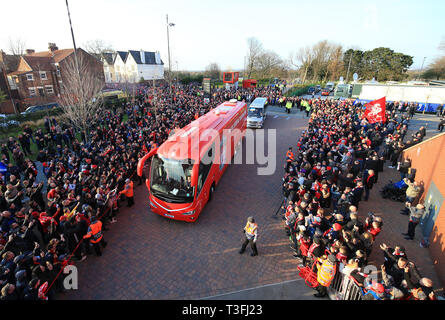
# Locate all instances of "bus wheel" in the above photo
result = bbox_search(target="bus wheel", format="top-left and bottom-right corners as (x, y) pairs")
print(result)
(209, 184), (215, 201)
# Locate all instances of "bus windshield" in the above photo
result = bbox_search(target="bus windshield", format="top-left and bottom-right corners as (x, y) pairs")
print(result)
(150, 155), (195, 203)
(248, 107), (262, 117)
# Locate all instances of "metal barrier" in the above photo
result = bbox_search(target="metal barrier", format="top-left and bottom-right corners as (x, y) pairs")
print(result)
(327, 264), (363, 300)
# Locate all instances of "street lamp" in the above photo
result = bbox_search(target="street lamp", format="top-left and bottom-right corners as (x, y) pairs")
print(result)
(65, 0), (81, 83)
(166, 14), (175, 95)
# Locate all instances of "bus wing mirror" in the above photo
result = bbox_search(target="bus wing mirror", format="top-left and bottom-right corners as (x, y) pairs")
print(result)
(137, 148), (158, 177)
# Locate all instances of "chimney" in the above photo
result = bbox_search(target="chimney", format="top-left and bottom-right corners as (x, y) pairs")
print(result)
(25, 49), (35, 55)
(140, 49), (145, 64)
(48, 43), (59, 52)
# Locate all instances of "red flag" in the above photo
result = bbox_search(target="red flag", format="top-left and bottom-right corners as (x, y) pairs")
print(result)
(364, 97), (386, 123)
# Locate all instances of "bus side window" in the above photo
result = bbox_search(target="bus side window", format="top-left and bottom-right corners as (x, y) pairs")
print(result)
(197, 143), (215, 195)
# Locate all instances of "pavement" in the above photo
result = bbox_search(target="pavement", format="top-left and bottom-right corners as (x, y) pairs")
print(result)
(57, 105), (443, 300)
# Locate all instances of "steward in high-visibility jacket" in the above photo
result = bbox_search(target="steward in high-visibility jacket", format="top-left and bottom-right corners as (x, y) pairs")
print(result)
(285, 101), (292, 114)
(286, 147), (294, 163)
(286, 147), (294, 171)
(239, 216), (259, 256)
(119, 179), (134, 207)
(314, 255), (337, 298)
(83, 215), (107, 256)
(84, 219), (103, 244)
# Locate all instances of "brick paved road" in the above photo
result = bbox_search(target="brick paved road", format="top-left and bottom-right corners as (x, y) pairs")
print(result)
(61, 112), (313, 300)
(60, 107), (443, 300)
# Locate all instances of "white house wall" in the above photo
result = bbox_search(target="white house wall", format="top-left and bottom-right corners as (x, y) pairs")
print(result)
(359, 85), (445, 104)
(137, 64), (164, 81)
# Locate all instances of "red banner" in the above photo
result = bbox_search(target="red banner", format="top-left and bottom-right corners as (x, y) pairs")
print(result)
(364, 97), (386, 123)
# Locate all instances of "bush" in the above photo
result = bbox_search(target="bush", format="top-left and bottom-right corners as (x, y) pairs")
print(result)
(286, 84), (315, 97)
(7, 108), (63, 123)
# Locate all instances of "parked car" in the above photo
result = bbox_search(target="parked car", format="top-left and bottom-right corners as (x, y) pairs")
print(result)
(307, 87), (315, 94)
(321, 88), (330, 96)
(21, 102), (59, 115)
(315, 85), (321, 93)
(325, 82), (335, 92)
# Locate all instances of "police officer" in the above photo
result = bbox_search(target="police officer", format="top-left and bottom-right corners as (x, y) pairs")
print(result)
(239, 217), (258, 256)
(83, 215), (107, 256)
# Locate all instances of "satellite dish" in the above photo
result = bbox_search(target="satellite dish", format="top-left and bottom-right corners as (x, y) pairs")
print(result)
(353, 73), (358, 81)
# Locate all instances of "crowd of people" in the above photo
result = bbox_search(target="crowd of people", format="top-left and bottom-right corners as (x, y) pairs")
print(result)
(0, 81), (284, 300)
(0, 77), (439, 300)
(280, 97), (438, 299)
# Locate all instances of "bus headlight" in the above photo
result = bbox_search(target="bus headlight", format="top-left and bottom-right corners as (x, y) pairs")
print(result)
(150, 200), (157, 208)
(182, 210), (195, 216)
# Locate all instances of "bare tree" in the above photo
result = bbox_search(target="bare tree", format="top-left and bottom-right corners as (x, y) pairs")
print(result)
(291, 46), (314, 84)
(325, 44), (344, 82)
(83, 39), (114, 59)
(245, 37), (264, 79)
(58, 51), (105, 141)
(439, 36), (445, 53)
(8, 37), (27, 56)
(205, 62), (221, 80)
(256, 50), (284, 79)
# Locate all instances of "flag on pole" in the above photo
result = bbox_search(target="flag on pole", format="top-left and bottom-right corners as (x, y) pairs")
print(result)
(364, 97), (386, 123)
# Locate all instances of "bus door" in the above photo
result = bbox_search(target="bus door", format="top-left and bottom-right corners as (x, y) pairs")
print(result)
(137, 148), (158, 190)
(197, 142), (215, 203)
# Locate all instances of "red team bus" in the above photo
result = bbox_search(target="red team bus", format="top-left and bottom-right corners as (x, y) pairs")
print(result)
(137, 99), (247, 222)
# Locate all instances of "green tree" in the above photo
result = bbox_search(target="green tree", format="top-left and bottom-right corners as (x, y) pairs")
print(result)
(344, 47), (412, 81)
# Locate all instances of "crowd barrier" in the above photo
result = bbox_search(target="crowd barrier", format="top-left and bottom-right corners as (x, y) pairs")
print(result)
(327, 264), (363, 300)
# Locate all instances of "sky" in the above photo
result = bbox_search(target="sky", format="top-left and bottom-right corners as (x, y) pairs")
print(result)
(1, 0), (444, 72)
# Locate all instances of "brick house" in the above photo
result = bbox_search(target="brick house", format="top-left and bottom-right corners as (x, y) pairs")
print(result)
(6, 43), (104, 112)
(0, 50), (21, 113)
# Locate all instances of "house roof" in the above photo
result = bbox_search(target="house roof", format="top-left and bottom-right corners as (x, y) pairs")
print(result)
(26, 49), (74, 63)
(101, 52), (115, 65)
(7, 70), (28, 76)
(0, 52), (21, 73)
(21, 56), (53, 71)
(114, 50), (163, 65)
(116, 51), (129, 63)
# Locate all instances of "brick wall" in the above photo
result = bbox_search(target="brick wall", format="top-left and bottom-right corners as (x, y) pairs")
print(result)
(402, 133), (445, 288)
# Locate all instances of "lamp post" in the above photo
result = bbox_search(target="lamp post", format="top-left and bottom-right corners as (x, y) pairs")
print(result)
(419, 57), (427, 79)
(65, 0), (81, 83)
(166, 14), (175, 95)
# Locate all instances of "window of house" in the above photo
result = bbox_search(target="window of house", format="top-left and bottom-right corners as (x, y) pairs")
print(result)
(29, 87), (36, 96)
(26, 73), (34, 81)
(45, 85), (54, 94)
(40, 71), (47, 80)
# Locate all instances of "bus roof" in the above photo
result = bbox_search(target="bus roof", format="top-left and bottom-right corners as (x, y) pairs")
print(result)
(250, 97), (267, 108)
(157, 100), (246, 161)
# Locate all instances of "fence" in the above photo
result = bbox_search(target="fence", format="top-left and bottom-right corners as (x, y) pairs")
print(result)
(327, 264), (363, 300)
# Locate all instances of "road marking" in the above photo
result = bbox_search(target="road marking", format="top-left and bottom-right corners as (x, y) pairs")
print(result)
(286, 117), (290, 120)
(199, 279), (303, 300)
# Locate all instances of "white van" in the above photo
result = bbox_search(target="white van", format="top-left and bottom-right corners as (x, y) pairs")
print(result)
(247, 97), (267, 128)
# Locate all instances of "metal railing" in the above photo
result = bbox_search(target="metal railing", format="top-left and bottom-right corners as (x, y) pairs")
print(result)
(327, 264), (363, 300)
